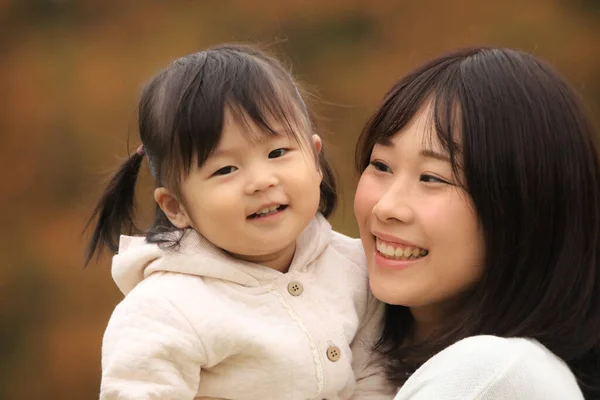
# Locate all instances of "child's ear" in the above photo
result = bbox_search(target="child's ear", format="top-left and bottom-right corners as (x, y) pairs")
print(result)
(311, 134), (322, 154)
(311, 134), (324, 180)
(154, 187), (191, 229)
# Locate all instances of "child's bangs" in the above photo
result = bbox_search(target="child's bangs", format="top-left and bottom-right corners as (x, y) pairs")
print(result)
(157, 50), (312, 192)
(225, 78), (309, 148)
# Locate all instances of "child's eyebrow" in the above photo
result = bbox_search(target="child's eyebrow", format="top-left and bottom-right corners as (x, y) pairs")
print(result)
(210, 133), (293, 158)
(210, 147), (236, 158)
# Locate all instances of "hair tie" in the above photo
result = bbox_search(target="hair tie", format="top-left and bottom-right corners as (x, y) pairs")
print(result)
(136, 144), (145, 157)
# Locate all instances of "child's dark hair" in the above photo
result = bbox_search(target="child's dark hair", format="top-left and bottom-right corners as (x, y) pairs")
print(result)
(85, 44), (337, 265)
(356, 47), (600, 398)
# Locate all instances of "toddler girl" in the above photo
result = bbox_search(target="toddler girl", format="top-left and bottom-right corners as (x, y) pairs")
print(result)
(86, 44), (394, 400)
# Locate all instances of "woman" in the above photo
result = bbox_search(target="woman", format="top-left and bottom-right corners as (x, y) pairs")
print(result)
(354, 47), (600, 399)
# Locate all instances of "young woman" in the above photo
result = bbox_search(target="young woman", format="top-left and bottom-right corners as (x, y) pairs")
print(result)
(354, 47), (600, 399)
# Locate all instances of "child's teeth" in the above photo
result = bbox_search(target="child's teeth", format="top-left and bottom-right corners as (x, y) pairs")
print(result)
(255, 205), (281, 216)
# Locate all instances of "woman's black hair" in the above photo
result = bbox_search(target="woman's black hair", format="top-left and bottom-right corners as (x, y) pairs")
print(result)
(356, 47), (600, 398)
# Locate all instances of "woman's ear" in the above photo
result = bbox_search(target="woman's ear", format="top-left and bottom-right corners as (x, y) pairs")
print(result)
(154, 187), (192, 229)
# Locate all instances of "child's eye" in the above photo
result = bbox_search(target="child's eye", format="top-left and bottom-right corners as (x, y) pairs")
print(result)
(369, 160), (392, 173)
(268, 148), (288, 159)
(420, 174), (448, 184)
(213, 166), (238, 176)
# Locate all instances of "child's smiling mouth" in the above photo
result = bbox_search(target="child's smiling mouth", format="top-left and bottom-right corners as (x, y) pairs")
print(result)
(247, 204), (288, 219)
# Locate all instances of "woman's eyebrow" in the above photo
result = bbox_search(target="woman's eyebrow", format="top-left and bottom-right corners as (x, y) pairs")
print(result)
(375, 137), (394, 147)
(374, 138), (454, 163)
(420, 148), (451, 162)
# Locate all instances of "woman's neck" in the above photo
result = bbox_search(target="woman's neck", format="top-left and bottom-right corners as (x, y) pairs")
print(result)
(409, 299), (464, 342)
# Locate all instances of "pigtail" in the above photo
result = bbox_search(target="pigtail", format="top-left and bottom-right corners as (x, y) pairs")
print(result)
(84, 150), (144, 266)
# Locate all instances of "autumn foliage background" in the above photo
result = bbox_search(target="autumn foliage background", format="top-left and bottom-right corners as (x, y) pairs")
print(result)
(1, 1), (599, 399)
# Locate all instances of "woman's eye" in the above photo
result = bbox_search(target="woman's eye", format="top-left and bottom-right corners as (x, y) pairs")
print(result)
(420, 174), (447, 184)
(369, 160), (392, 173)
(213, 166), (238, 176)
(268, 148), (288, 159)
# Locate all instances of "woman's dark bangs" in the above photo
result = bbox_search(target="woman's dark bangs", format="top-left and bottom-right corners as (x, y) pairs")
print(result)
(430, 87), (465, 183)
(357, 69), (454, 172)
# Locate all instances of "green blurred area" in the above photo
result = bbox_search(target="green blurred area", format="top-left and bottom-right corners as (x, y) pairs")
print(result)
(1, 1), (598, 398)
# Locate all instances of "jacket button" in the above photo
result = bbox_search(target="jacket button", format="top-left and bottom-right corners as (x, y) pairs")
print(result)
(326, 345), (341, 362)
(287, 281), (304, 296)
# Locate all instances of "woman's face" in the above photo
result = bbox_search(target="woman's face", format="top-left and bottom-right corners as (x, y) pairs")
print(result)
(354, 105), (485, 320)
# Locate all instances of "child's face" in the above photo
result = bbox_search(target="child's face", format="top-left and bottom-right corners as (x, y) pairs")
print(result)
(177, 111), (322, 269)
(354, 104), (485, 323)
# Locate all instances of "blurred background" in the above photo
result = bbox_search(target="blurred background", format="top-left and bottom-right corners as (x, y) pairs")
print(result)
(1, 1), (599, 398)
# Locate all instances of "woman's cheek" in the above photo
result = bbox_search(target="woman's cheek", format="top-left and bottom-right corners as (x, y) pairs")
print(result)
(354, 174), (379, 222)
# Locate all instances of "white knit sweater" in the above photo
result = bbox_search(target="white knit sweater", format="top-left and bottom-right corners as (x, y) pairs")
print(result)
(394, 335), (583, 399)
(100, 214), (395, 399)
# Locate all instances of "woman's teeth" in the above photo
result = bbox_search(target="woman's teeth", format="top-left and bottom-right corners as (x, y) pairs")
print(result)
(376, 240), (428, 260)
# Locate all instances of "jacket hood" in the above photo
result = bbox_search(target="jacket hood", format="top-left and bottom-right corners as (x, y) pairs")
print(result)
(111, 214), (332, 294)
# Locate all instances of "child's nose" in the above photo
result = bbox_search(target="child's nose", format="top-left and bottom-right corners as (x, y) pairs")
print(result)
(244, 169), (279, 194)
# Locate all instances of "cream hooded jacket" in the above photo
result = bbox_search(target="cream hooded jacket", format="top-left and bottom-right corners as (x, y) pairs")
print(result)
(100, 214), (395, 400)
